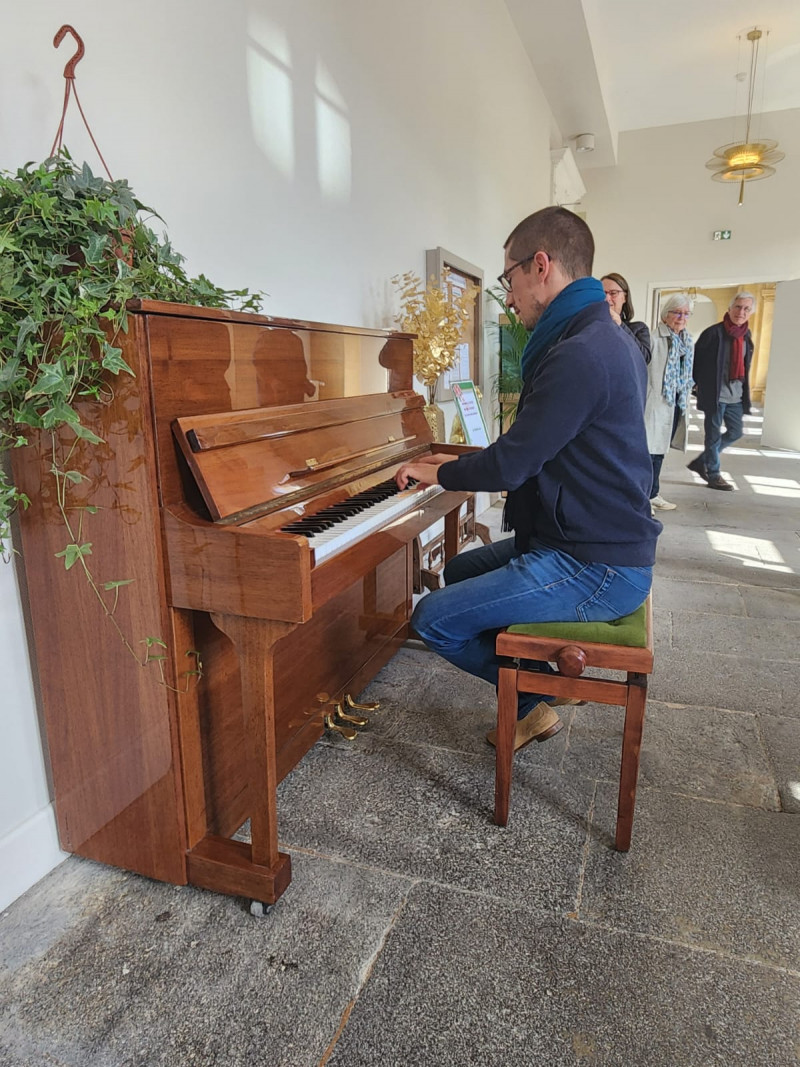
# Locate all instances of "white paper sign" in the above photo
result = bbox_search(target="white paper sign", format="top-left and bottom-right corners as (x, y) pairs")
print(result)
(451, 380), (490, 448)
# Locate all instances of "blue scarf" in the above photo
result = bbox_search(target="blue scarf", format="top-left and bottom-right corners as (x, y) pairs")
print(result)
(520, 277), (607, 380)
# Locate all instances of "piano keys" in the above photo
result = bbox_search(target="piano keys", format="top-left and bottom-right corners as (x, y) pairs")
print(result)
(12, 300), (475, 906)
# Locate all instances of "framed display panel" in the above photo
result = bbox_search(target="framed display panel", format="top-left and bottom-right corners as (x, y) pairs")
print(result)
(425, 247), (483, 400)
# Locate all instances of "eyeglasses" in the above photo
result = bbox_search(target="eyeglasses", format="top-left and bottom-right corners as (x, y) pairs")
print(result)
(666, 310), (691, 319)
(603, 288), (624, 298)
(497, 253), (537, 293)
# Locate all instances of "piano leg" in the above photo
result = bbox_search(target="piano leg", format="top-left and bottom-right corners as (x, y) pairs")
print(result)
(185, 614), (297, 905)
(444, 505), (460, 563)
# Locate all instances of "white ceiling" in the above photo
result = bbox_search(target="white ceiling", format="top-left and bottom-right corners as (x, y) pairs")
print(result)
(505, 0), (800, 168)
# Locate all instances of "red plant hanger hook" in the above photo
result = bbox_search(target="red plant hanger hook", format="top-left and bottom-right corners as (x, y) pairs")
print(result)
(49, 24), (113, 179)
(53, 25), (85, 81)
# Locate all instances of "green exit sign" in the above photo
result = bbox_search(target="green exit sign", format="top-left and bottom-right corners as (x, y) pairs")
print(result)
(713, 230), (732, 240)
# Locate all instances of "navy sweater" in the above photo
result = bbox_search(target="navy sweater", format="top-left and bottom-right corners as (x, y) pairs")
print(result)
(439, 302), (661, 566)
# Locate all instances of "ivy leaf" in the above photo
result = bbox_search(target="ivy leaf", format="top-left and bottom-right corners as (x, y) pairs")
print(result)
(82, 231), (109, 265)
(103, 578), (134, 590)
(13, 316), (38, 358)
(26, 362), (69, 398)
(63, 470), (87, 485)
(72, 422), (104, 445)
(41, 395), (80, 429)
(101, 346), (134, 376)
(55, 542), (92, 570)
(141, 636), (168, 648)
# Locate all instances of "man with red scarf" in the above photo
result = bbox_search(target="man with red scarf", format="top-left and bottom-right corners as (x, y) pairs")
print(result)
(687, 292), (755, 491)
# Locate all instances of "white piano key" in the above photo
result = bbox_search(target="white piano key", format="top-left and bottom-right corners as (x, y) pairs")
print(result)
(309, 484), (444, 562)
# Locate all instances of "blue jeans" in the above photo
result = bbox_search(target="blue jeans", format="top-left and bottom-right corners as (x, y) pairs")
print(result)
(700, 402), (743, 475)
(649, 403), (682, 498)
(411, 539), (653, 719)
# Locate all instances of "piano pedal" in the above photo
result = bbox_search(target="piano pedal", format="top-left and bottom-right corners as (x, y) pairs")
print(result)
(334, 700), (369, 728)
(324, 713), (358, 741)
(345, 693), (380, 713)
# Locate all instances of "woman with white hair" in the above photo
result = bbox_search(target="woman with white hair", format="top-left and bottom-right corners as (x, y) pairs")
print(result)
(645, 294), (694, 512)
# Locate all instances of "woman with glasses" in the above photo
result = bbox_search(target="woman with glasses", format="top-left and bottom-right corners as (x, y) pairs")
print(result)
(601, 272), (651, 364)
(645, 294), (694, 513)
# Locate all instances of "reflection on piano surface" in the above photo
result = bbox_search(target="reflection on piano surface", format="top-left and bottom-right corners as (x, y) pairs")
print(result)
(13, 301), (474, 906)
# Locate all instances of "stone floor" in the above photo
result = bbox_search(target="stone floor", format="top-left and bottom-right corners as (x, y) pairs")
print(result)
(2, 410), (799, 1066)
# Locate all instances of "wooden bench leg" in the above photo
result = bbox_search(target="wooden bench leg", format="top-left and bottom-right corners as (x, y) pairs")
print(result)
(494, 664), (518, 826)
(616, 671), (648, 851)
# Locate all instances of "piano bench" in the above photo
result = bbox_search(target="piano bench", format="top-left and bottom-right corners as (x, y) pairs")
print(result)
(493, 595), (653, 851)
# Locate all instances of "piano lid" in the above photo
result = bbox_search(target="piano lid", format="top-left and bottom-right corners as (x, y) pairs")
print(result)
(172, 391), (434, 525)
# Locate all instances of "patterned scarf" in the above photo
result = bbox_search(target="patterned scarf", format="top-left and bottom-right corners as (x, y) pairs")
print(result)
(723, 312), (748, 381)
(661, 328), (693, 412)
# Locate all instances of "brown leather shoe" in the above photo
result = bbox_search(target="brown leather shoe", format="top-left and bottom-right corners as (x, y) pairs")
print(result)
(486, 701), (563, 751)
(707, 474), (734, 491)
(687, 455), (709, 482)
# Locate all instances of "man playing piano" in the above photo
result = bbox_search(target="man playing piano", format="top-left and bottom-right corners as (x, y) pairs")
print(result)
(395, 206), (660, 750)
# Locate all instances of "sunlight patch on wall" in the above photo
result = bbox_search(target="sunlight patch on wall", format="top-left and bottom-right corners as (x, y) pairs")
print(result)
(705, 530), (793, 573)
(247, 12), (295, 179)
(315, 61), (351, 201)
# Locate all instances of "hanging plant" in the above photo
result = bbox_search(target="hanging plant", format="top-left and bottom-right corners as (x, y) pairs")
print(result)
(0, 152), (263, 688)
(0, 151), (262, 551)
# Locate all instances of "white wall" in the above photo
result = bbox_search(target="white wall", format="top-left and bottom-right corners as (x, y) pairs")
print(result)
(0, 558), (67, 911)
(0, 0), (555, 907)
(582, 109), (800, 321)
(762, 279), (800, 450)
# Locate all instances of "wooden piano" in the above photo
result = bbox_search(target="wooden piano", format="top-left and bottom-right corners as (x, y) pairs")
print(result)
(12, 301), (473, 907)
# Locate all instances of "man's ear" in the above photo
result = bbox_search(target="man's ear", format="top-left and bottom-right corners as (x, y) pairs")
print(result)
(533, 251), (549, 277)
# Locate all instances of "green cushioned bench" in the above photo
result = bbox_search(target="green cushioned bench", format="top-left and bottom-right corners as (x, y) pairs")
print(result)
(507, 601), (649, 648)
(494, 595), (654, 851)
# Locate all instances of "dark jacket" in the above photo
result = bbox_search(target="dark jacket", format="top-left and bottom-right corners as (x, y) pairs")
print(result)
(438, 301), (660, 567)
(693, 321), (753, 415)
(624, 319), (652, 364)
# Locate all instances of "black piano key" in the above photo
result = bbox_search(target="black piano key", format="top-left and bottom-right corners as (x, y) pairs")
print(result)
(279, 476), (412, 536)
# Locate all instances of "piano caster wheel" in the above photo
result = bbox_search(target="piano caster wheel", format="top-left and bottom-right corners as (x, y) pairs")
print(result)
(250, 900), (272, 918)
(334, 700), (369, 728)
(345, 694), (380, 713)
(324, 713), (357, 741)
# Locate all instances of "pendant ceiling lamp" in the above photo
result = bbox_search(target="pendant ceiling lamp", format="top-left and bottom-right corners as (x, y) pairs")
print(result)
(706, 28), (784, 206)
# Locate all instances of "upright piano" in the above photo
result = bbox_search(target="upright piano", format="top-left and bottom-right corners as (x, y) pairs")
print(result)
(12, 301), (473, 906)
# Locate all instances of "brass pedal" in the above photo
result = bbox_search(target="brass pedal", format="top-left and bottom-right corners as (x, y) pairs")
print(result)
(345, 693), (380, 713)
(324, 713), (357, 741)
(334, 701), (368, 728)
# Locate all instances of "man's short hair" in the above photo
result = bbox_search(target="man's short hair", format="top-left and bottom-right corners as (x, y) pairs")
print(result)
(730, 291), (756, 311)
(504, 206), (594, 282)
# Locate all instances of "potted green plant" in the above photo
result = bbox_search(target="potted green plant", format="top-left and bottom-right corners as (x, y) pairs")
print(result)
(487, 286), (527, 429)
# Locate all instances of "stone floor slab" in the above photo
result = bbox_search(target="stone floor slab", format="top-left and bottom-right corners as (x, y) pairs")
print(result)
(671, 611), (800, 662)
(759, 713), (800, 814)
(741, 583), (800, 620)
(582, 784), (800, 969)
(561, 701), (780, 809)
(325, 882), (800, 1067)
(0, 853), (412, 1067)
(652, 575), (745, 616)
(649, 645), (800, 717)
(275, 740), (593, 912)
